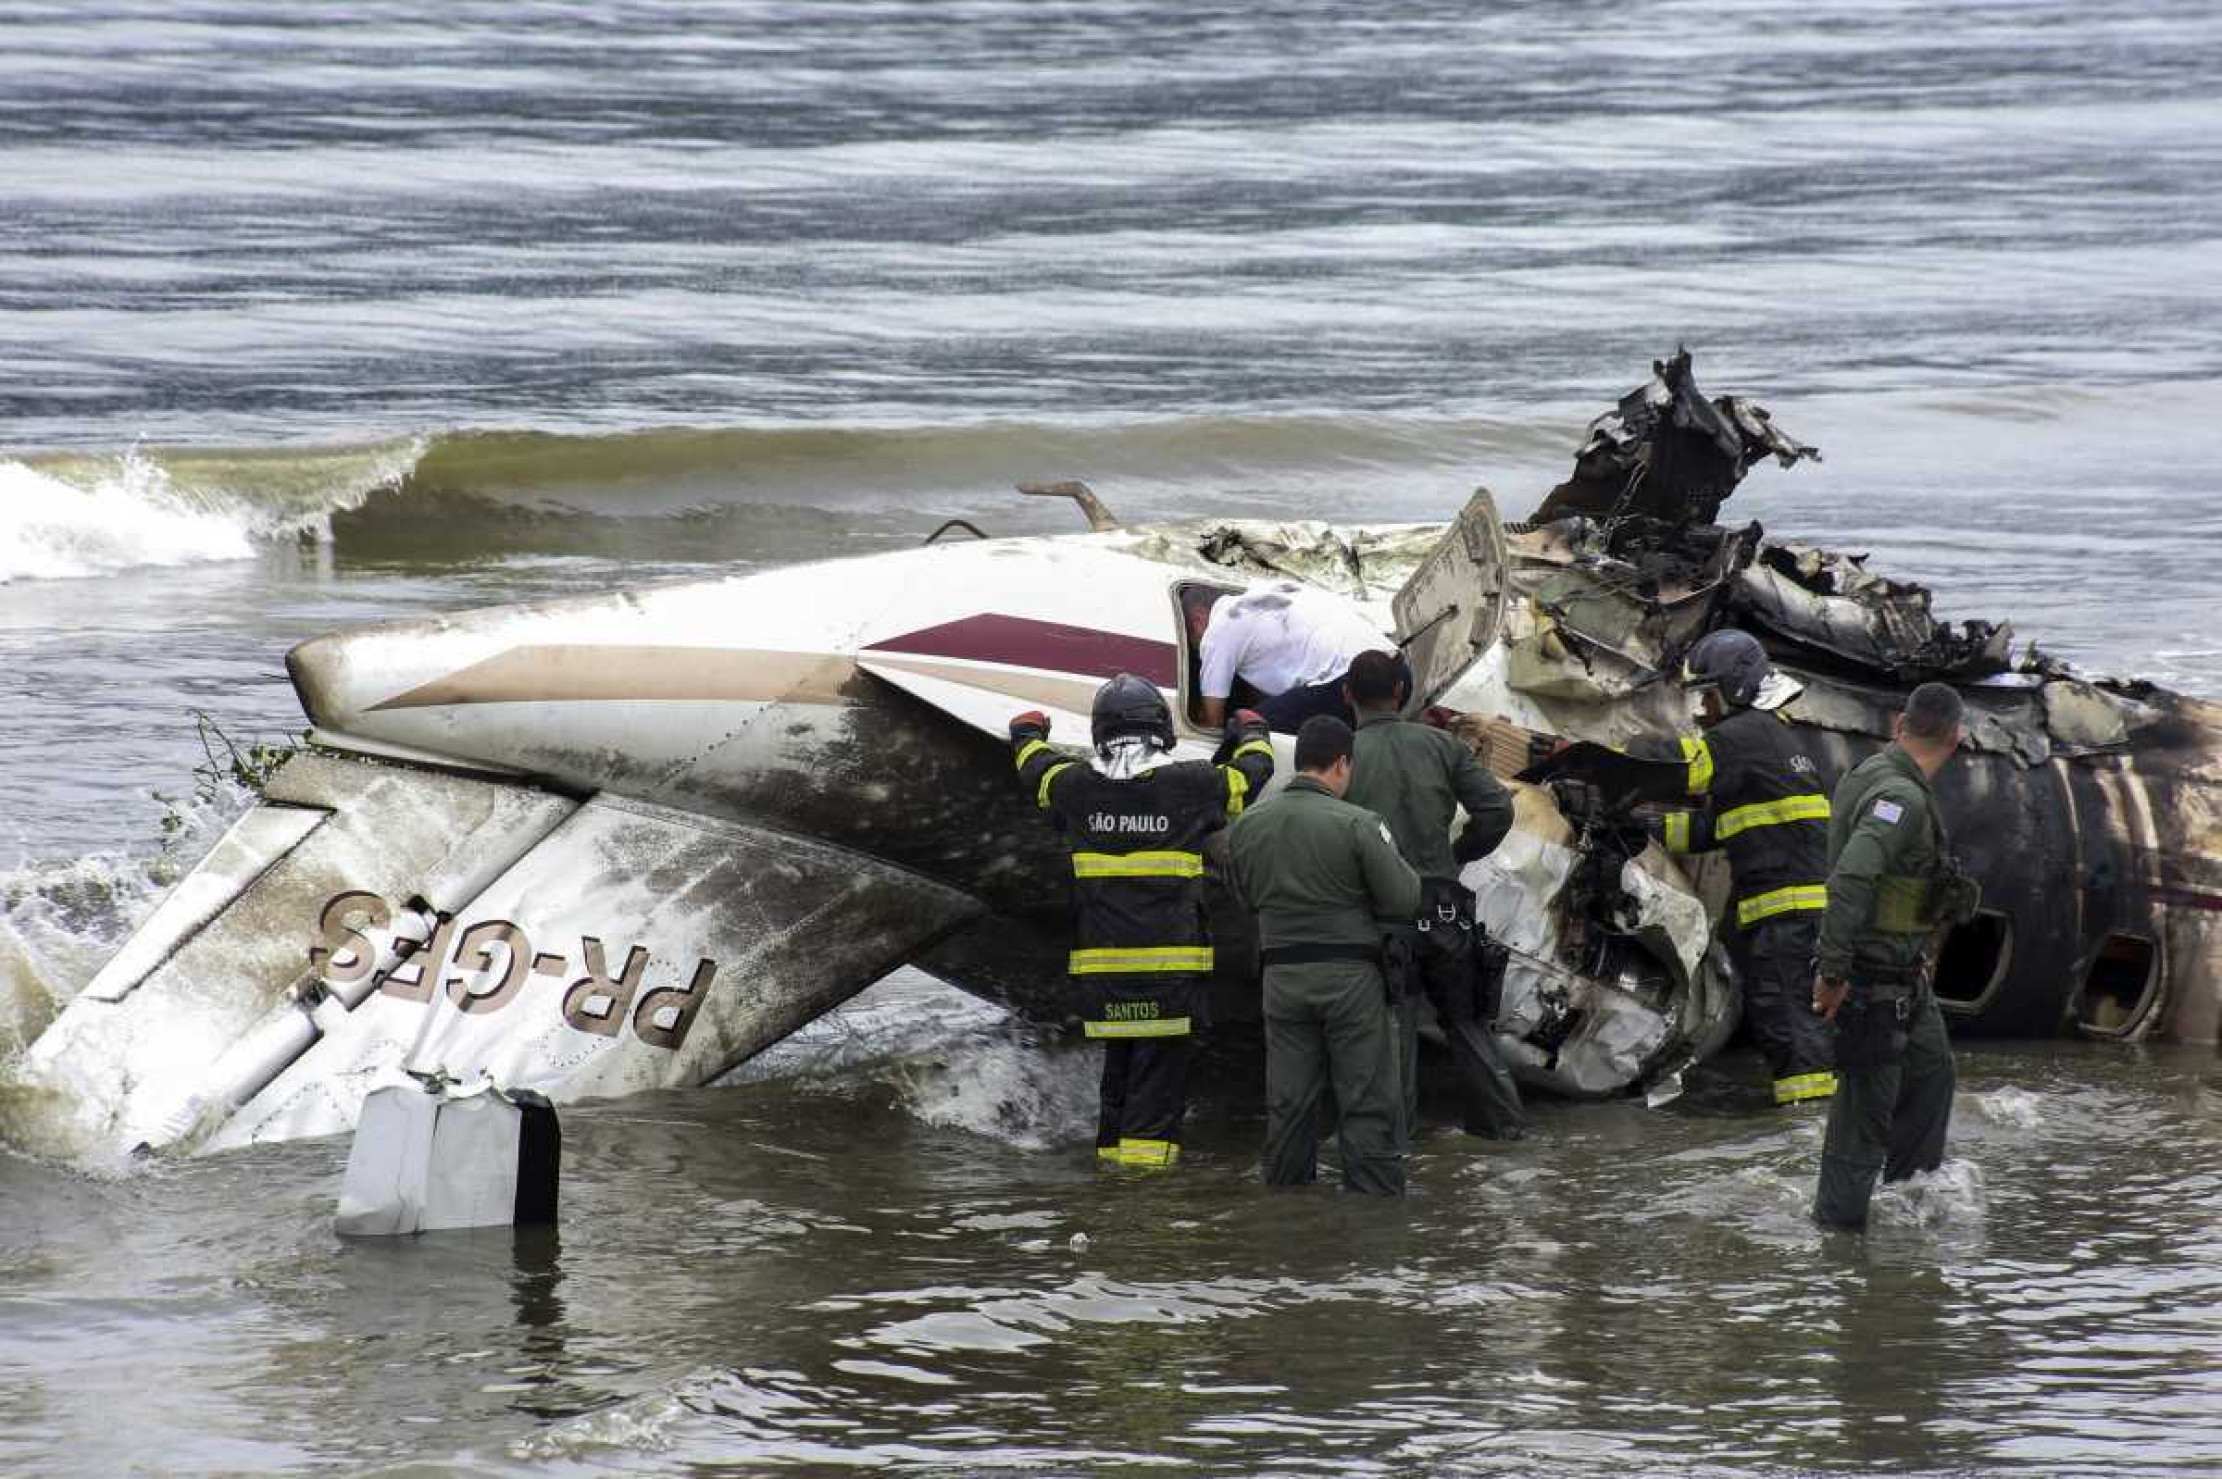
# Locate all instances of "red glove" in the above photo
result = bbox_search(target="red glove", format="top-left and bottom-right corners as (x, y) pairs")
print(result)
(1010, 710), (1051, 742)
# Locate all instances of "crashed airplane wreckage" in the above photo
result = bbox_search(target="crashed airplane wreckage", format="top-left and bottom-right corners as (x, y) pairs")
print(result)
(8, 353), (2219, 1164)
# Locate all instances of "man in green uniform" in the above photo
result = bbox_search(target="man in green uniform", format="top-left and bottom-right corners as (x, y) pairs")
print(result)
(1339, 649), (1526, 1142)
(1227, 714), (1421, 1195)
(1811, 682), (1978, 1230)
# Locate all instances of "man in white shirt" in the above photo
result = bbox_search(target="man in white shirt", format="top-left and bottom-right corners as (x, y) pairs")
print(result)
(1189, 582), (1398, 733)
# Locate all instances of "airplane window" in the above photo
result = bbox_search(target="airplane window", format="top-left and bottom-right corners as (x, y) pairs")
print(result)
(2075, 932), (2158, 1035)
(1933, 910), (2013, 1010)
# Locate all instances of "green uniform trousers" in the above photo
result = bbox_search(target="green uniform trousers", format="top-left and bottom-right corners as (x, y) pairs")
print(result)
(1387, 922), (1525, 1142)
(1262, 959), (1406, 1196)
(1814, 989), (1955, 1229)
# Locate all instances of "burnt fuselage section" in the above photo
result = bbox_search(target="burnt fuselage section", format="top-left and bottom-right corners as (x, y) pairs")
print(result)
(1783, 684), (2222, 1043)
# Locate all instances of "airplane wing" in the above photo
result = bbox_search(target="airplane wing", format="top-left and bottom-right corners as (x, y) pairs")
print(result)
(854, 652), (1101, 747)
(12, 750), (982, 1163)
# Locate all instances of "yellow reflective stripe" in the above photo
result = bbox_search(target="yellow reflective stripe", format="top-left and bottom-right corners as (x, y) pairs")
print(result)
(1084, 1016), (1194, 1038)
(1036, 760), (1076, 809)
(1663, 811), (1692, 854)
(1736, 883), (1829, 927)
(1225, 767), (1251, 818)
(1014, 738), (1051, 772)
(1774, 1071), (1838, 1105)
(1096, 1145), (1124, 1162)
(1071, 850), (1204, 879)
(1680, 735), (1715, 795)
(1111, 1137), (1180, 1167)
(1069, 946), (1215, 975)
(1229, 740), (1274, 764)
(1715, 793), (1831, 840)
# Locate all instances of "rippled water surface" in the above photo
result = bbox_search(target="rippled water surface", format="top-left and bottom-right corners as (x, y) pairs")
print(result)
(4, 986), (2219, 1475)
(4, 1), (2221, 1472)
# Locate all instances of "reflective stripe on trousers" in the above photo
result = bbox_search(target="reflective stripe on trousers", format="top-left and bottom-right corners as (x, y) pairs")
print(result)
(1096, 1137), (1180, 1168)
(1774, 1070), (1838, 1105)
(1084, 1015), (1193, 1039)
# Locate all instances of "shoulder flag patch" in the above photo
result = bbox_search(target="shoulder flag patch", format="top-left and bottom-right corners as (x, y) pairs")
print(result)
(1872, 799), (1904, 825)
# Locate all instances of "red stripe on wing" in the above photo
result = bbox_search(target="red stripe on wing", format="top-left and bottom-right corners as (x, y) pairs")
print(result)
(864, 614), (1178, 688)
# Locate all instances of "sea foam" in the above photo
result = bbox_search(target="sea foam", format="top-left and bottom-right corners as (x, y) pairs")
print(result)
(0, 452), (259, 582)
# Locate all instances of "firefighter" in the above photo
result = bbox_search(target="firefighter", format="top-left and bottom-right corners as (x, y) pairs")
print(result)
(1010, 675), (1275, 1169)
(1639, 629), (1838, 1107)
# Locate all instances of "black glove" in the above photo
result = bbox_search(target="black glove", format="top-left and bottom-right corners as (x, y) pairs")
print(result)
(1009, 710), (1050, 744)
(1549, 776), (1600, 822)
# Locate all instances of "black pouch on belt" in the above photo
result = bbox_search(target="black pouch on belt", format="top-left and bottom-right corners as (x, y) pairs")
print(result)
(1471, 932), (1509, 1024)
(1832, 992), (1911, 1070)
(1380, 929), (1422, 1005)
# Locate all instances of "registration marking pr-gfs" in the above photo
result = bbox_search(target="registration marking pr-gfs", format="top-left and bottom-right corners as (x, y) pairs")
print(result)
(309, 890), (716, 1051)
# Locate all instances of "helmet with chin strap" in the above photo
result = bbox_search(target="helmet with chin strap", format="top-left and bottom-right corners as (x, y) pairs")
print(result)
(1681, 628), (1772, 710)
(1091, 673), (1176, 754)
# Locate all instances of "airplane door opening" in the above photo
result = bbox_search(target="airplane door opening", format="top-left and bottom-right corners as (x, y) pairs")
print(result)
(1933, 910), (2013, 1011)
(2075, 932), (2159, 1036)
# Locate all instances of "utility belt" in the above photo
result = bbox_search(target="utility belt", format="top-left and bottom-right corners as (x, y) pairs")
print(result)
(1847, 959), (1932, 1017)
(1415, 874), (1476, 935)
(1259, 941), (1384, 969)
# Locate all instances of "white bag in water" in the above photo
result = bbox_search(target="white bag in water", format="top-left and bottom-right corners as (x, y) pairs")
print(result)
(335, 1077), (560, 1236)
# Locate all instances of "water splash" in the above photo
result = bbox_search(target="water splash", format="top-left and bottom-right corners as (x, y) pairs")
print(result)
(0, 452), (256, 582)
(1968, 1086), (2047, 1130)
(1869, 1159), (1987, 1231)
(0, 440), (420, 584)
(0, 780), (250, 1078)
(890, 1029), (1100, 1150)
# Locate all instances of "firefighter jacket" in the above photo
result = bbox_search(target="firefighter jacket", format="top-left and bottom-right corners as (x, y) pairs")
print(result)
(1013, 726), (1275, 1038)
(1818, 744), (1968, 984)
(1346, 711), (1515, 881)
(1637, 706), (1832, 932)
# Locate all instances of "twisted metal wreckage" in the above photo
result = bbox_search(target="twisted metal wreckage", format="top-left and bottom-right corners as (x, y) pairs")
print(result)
(10, 354), (2218, 1164)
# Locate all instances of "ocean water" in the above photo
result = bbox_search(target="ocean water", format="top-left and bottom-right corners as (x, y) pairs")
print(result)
(3, 1), (2220, 1473)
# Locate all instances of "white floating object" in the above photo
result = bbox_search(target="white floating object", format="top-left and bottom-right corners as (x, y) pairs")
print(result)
(336, 1077), (559, 1236)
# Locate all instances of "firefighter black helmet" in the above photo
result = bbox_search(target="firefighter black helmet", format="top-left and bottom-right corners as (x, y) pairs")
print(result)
(1681, 628), (1772, 709)
(1091, 673), (1176, 754)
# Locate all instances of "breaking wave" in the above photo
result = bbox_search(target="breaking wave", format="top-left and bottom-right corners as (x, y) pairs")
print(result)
(6, 412), (1572, 576)
(12, 377), (2214, 581)
(0, 441), (421, 584)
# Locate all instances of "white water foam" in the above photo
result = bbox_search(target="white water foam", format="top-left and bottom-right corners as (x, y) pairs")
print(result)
(892, 1029), (1100, 1150)
(1869, 1159), (1988, 1231)
(726, 968), (1098, 1150)
(0, 440), (421, 583)
(1968, 1086), (2048, 1131)
(0, 452), (258, 582)
(0, 784), (249, 1065)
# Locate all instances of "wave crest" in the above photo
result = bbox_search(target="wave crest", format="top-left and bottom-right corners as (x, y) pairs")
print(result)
(1, 439), (423, 583)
